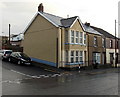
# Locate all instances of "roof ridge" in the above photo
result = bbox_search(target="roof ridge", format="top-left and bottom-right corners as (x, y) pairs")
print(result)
(42, 12), (63, 19)
(91, 26), (115, 38)
(61, 16), (78, 20)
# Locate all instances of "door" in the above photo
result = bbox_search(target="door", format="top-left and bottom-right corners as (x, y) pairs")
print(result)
(110, 53), (114, 64)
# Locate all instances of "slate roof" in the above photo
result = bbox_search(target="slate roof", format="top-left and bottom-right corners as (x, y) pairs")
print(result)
(83, 24), (102, 35)
(39, 12), (63, 26)
(60, 16), (78, 28)
(91, 26), (115, 39)
(38, 12), (79, 28)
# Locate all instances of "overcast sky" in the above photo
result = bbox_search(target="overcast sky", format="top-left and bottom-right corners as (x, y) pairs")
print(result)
(0, 0), (120, 36)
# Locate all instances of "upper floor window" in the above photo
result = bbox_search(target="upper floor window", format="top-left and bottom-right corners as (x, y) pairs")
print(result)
(71, 30), (74, 43)
(80, 32), (83, 44)
(84, 34), (86, 45)
(75, 31), (79, 43)
(94, 36), (97, 46)
(102, 38), (105, 47)
(110, 40), (113, 48)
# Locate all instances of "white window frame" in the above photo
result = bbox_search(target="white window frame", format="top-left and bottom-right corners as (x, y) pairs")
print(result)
(79, 51), (83, 62)
(70, 51), (74, 63)
(71, 30), (74, 43)
(110, 40), (112, 48)
(93, 53), (101, 64)
(80, 32), (83, 44)
(75, 51), (79, 62)
(94, 36), (97, 46)
(84, 34), (86, 45)
(75, 31), (79, 43)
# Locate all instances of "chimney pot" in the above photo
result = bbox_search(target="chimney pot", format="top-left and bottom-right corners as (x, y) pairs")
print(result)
(38, 3), (44, 12)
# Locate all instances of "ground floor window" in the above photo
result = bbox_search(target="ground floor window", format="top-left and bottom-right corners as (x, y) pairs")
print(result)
(71, 51), (74, 63)
(93, 53), (101, 64)
(76, 51), (79, 62)
(80, 51), (83, 62)
(65, 50), (84, 64)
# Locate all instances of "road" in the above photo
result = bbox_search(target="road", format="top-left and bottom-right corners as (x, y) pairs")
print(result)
(1, 59), (119, 95)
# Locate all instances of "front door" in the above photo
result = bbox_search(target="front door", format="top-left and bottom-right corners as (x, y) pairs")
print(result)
(110, 53), (114, 64)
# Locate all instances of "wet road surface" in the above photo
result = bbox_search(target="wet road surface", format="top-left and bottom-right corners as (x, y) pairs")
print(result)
(1, 60), (119, 95)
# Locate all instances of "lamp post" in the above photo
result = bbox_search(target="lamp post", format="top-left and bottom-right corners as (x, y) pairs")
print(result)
(115, 20), (117, 68)
(9, 24), (11, 45)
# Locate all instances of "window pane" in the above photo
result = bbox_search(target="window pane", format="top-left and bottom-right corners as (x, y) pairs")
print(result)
(80, 51), (83, 62)
(80, 32), (83, 43)
(71, 51), (74, 56)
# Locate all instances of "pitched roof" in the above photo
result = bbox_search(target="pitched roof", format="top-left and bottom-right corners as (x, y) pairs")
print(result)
(83, 24), (102, 35)
(23, 11), (85, 34)
(60, 16), (78, 27)
(91, 26), (115, 39)
(38, 12), (63, 27)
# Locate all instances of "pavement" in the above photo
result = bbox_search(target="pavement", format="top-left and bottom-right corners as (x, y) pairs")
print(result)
(32, 61), (119, 76)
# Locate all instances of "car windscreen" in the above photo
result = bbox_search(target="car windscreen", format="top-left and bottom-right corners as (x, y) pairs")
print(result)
(5, 51), (12, 54)
(19, 53), (29, 58)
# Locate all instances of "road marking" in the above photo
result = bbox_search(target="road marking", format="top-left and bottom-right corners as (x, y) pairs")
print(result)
(10, 69), (33, 78)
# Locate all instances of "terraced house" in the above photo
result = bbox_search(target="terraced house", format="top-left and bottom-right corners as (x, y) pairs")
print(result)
(83, 23), (106, 67)
(91, 26), (119, 66)
(23, 3), (88, 68)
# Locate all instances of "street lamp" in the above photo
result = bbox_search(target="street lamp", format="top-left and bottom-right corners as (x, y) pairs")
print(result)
(115, 20), (120, 68)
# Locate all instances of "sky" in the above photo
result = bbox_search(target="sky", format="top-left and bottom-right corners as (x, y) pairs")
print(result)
(0, 0), (120, 37)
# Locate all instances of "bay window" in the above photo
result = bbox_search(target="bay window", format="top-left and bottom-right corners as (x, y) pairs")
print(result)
(80, 32), (83, 44)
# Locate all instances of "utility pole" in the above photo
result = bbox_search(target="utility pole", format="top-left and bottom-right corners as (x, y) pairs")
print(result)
(9, 24), (11, 45)
(115, 20), (117, 68)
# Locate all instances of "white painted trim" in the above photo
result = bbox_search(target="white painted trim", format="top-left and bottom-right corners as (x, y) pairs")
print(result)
(38, 12), (59, 27)
(22, 13), (38, 34)
(70, 17), (85, 31)
(23, 11), (59, 34)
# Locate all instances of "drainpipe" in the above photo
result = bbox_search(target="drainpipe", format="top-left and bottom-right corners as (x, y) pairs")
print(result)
(87, 32), (89, 66)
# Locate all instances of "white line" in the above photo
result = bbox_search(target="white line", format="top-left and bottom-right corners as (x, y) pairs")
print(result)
(10, 69), (34, 78)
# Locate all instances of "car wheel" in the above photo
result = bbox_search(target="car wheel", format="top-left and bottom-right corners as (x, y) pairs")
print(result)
(8, 58), (11, 62)
(17, 61), (21, 65)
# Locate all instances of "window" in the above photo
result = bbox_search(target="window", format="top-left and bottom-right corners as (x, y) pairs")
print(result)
(80, 32), (83, 44)
(110, 40), (113, 48)
(75, 51), (79, 62)
(84, 34), (86, 45)
(93, 53), (101, 64)
(66, 50), (68, 62)
(94, 36), (97, 46)
(71, 51), (74, 63)
(71, 30), (74, 43)
(75, 31), (79, 43)
(102, 38), (105, 47)
(79, 51), (83, 62)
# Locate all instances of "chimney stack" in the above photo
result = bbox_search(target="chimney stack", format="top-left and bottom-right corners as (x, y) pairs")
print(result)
(85, 22), (90, 26)
(38, 3), (44, 12)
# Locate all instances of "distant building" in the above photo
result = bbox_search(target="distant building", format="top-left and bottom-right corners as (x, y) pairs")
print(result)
(83, 23), (106, 66)
(10, 33), (24, 46)
(91, 26), (119, 66)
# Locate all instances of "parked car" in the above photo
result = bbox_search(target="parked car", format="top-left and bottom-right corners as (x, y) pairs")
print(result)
(0, 50), (12, 60)
(8, 52), (32, 65)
